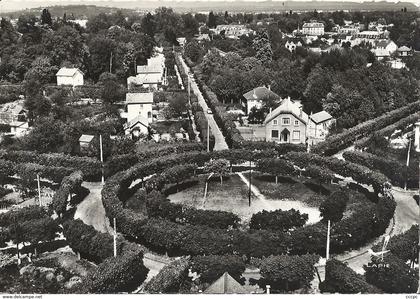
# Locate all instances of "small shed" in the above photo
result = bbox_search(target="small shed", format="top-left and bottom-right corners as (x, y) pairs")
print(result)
(56, 68), (84, 87)
(79, 134), (94, 153)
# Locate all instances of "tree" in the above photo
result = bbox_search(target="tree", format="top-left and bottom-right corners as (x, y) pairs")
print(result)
(364, 254), (418, 293)
(41, 9), (52, 26)
(250, 209), (308, 232)
(184, 40), (203, 63)
(305, 164), (335, 189)
(162, 93), (188, 119)
(256, 158), (295, 184)
(24, 56), (57, 85)
(141, 13), (156, 37)
(253, 30), (272, 65)
(97, 72), (125, 106)
(319, 190), (349, 223)
(208, 11), (216, 28)
(20, 117), (65, 153)
(204, 159), (230, 184)
(88, 36), (116, 81)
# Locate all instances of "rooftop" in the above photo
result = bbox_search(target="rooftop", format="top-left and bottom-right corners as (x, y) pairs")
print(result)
(243, 86), (279, 101)
(264, 97), (309, 125)
(125, 92), (154, 104)
(310, 110), (333, 124)
(79, 134), (94, 143)
(56, 68), (83, 77)
(204, 272), (248, 294)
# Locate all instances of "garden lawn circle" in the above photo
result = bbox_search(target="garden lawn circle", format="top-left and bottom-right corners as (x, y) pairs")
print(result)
(167, 173), (322, 225)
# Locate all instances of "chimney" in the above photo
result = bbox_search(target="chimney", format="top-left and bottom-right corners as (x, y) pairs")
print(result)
(268, 84), (271, 91)
(299, 107), (302, 118)
(270, 107), (272, 114)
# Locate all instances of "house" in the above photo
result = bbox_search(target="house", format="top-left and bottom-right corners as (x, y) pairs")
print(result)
(308, 111), (335, 143)
(212, 24), (254, 39)
(397, 46), (413, 57)
(204, 272), (248, 294)
(196, 33), (210, 43)
(120, 92), (153, 124)
(264, 97), (334, 145)
(242, 86), (280, 115)
(285, 40), (302, 52)
(302, 21), (324, 36)
(78, 134), (94, 154)
(371, 40), (398, 59)
(124, 114), (150, 138)
(0, 100), (29, 136)
(128, 48), (166, 90)
(56, 68), (84, 87)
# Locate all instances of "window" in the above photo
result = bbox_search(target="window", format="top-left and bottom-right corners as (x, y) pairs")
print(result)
(293, 131), (300, 140)
(148, 111), (152, 118)
(283, 118), (290, 125)
(271, 130), (279, 139)
(273, 119), (278, 125)
(294, 120), (299, 126)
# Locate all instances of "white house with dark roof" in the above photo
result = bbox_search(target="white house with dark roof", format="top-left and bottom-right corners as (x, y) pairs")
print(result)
(302, 21), (324, 36)
(242, 86), (280, 115)
(397, 46), (413, 57)
(264, 97), (334, 145)
(121, 93), (153, 124)
(0, 100), (29, 136)
(56, 68), (84, 87)
(371, 40), (397, 59)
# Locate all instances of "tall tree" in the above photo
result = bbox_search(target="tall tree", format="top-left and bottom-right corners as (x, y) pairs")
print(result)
(41, 9), (52, 26)
(253, 30), (273, 65)
(208, 11), (216, 29)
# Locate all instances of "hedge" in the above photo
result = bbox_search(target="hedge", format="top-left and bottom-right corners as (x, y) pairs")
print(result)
(0, 150), (101, 181)
(250, 209), (308, 232)
(312, 100), (420, 156)
(259, 254), (319, 292)
(146, 197), (240, 229)
(80, 248), (149, 294)
(284, 152), (389, 194)
(190, 255), (246, 284)
(343, 151), (407, 188)
(51, 171), (84, 216)
(100, 150), (395, 258)
(355, 111), (420, 149)
(143, 257), (190, 294)
(0, 206), (49, 227)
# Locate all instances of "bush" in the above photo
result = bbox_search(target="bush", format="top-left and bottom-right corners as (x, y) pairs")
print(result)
(144, 257), (190, 294)
(51, 171), (84, 216)
(319, 191), (349, 223)
(81, 248), (149, 294)
(0, 206), (49, 228)
(320, 259), (381, 294)
(250, 209), (308, 232)
(313, 100), (420, 156)
(190, 255), (246, 285)
(259, 254), (319, 292)
(256, 158), (296, 180)
(364, 254), (418, 293)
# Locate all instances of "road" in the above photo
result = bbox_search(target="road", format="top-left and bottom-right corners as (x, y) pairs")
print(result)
(177, 55), (229, 151)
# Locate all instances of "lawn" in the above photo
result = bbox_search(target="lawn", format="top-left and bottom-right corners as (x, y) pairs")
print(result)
(168, 173), (322, 226)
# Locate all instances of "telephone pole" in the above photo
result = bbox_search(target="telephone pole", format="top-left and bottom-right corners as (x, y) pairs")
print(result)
(326, 220), (331, 261)
(113, 218), (117, 257)
(37, 174), (41, 206)
(99, 134), (104, 185)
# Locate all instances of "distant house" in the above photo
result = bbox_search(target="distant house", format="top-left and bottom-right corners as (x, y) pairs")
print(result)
(78, 134), (94, 154)
(127, 50), (166, 90)
(264, 97), (334, 145)
(56, 68), (84, 87)
(212, 24), (254, 39)
(204, 272), (248, 294)
(196, 33), (210, 43)
(285, 40), (302, 52)
(242, 86), (280, 115)
(0, 100), (29, 137)
(397, 46), (413, 57)
(302, 21), (324, 36)
(124, 114), (150, 138)
(120, 93), (153, 137)
(371, 40), (397, 59)
(177, 37), (186, 48)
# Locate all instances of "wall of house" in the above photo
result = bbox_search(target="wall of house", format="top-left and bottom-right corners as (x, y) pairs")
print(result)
(57, 72), (84, 87)
(265, 113), (306, 144)
(307, 119), (334, 145)
(126, 103), (153, 123)
(72, 72), (84, 86)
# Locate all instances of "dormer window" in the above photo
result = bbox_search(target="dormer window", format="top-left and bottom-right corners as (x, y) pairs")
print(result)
(273, 119), (278, 125)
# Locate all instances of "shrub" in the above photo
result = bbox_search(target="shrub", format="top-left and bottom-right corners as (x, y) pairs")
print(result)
(364, 254), (418, 293)
(320, 259), (381, 294)
(51, 171), (84, 216)
(256, 158), (296, 182)
(81, 248), (149, 294)
(259, 254), (319, 292)
(144, 257), (190, 294)
(319, 191), (349, 223)
(190, 255), (246, 285)
(0, 206), (49, 227)
(250, 209), (308, 232)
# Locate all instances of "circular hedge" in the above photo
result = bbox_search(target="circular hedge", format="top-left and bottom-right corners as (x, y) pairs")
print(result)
(101, 150), (396, 259)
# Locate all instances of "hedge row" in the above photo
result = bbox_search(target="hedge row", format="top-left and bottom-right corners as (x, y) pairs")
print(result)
(312, 100), (420, 156)
(104, 143), (206, 177)
(143, 257), (190, 294)
(320, 259), (382, 294)
(250, 209), (308, 232)
(355, 111), (420, 149)
(190, 255), (246, 284)
(343, 151), (408, 188)
(146, 196), (240, 229)
(102, 150), (395, 258)
(284, 152), (389, 194)
(50, 171), (84, 216)
(0, 150), (101, 181)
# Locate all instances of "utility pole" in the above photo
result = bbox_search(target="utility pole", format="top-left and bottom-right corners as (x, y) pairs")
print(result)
(37, 174), (41, 206)
(109, 52), (113, 73)
(207, 119), (210, 152)
(113, 218), (117, 257)
(99, 134), (104, 185)
(405, 139), (411, 190)
(14, 216), (20, 266)
(326, 219), (331, 261)
(248, 160), (252, 207)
